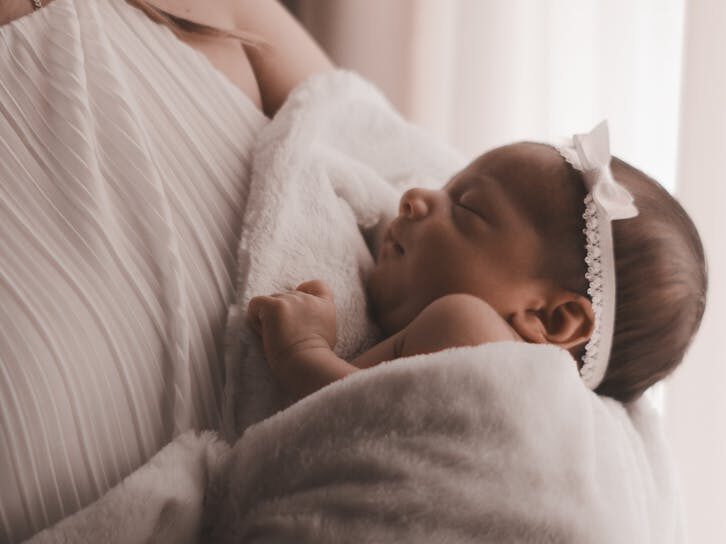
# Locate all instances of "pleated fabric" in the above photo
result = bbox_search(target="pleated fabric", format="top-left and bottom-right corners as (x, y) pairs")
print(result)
(0, 1), (267, 541)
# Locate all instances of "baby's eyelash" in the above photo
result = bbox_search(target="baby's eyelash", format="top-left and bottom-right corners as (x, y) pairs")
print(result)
(456, 201), (482, 219)
(457, 202), (475, 213)
(448, 189), (486, 223)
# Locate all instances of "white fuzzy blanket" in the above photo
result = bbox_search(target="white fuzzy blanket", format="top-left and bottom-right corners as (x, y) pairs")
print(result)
(206, 342), (683, 543)
(26, 72), (683, 543)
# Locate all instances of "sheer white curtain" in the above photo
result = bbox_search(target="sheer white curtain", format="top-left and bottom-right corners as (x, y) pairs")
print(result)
(295, 0), (683, 187)
(293, 0), (725, 540)
(667, 0), (726, 541)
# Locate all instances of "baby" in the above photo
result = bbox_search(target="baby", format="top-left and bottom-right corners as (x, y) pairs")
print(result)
(247, 123), (707, 403)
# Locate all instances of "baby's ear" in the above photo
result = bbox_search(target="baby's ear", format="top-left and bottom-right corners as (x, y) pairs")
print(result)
(509, 291), (594, 350)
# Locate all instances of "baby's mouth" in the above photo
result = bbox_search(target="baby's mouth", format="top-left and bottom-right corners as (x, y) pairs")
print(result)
(384, 225), (405, 256)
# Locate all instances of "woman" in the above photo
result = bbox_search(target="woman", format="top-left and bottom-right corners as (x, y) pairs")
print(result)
(0, 1), (331, 541)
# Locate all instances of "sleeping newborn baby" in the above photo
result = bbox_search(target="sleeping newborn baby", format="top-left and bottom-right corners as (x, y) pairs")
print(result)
(247, 124), (706, 403)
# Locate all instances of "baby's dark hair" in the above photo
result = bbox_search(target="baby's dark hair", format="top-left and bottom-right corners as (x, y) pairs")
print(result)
(599, 158), (706, 401)
(529, 145), (707, 402)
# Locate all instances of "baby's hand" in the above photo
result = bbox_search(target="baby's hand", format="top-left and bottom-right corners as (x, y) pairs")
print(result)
(247, 280), (337, 373)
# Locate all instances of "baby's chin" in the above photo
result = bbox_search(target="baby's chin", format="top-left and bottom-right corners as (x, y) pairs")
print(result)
(363, 269), (382, 317)
(365, 283), (412, 337)
(365, 215), (394, 265)
(364, 268), (394, 334)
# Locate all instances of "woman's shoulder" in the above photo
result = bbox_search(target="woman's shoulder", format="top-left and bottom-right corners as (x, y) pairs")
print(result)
(399, 294), (522, 358)
(0, 0), (233, 27)
(143, 0), (238, 31)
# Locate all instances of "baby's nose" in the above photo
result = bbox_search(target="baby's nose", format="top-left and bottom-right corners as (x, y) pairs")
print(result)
(399, 188), (432, 219)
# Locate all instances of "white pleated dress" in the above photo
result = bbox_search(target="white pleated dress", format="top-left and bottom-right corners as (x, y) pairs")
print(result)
(0, 1), (268, 541)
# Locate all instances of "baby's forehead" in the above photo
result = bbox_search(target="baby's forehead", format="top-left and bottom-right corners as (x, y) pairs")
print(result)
(459, 143), (566, 198)
(454, 143), (582, 226)
(471, 143), (562, 180)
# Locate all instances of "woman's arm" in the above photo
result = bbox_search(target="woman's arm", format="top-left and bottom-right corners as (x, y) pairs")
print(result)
(0, 0), (40, 26)
(232, 0), (334, 117)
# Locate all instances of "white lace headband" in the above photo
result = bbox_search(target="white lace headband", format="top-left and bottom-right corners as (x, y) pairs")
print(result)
(555, 121), (639, 390)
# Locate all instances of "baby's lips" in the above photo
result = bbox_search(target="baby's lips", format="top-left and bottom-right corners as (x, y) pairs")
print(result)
(383, 226), (393, 244)
(382, 222), (405, 256)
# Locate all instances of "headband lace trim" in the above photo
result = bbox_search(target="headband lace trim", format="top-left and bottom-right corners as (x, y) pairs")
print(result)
(555, 121), (639, 390)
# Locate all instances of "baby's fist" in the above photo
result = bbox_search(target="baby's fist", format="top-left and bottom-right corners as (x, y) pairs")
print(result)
(247, 280), (337, 368)
(290, 279), (337, 348)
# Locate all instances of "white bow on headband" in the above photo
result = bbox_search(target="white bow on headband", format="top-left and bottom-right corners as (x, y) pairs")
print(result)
(556, 121), (639, 390)
(571, 121), (639, 221)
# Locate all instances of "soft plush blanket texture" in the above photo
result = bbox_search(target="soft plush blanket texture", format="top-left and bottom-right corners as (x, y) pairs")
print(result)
(25, 71), (683, 543)
(206, 342), (682, 543)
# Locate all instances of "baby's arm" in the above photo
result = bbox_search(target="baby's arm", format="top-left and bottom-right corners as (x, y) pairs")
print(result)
(247, 280), (355, 400)
(247, 279), (404, 400)
(248, 285), (519, 401)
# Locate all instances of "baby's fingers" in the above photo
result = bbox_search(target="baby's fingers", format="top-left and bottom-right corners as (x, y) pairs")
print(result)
(296, 279), (334, 301)
(247, 295), (278, 335)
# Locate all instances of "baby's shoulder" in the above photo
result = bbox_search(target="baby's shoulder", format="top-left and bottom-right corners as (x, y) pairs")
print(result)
(400, 294), (521, 358)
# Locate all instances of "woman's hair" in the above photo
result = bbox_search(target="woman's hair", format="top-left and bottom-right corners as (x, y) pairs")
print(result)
(125, 0), (260, 45)
(537, 148), (707, 402)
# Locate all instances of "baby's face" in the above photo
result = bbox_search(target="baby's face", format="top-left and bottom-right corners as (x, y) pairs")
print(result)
(367, 144), (559, 335)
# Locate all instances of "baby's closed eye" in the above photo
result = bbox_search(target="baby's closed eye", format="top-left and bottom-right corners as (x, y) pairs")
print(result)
(454, 192), (494, 229)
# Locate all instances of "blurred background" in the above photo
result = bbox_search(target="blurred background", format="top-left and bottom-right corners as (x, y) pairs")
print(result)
(283, 0), (724, 540)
